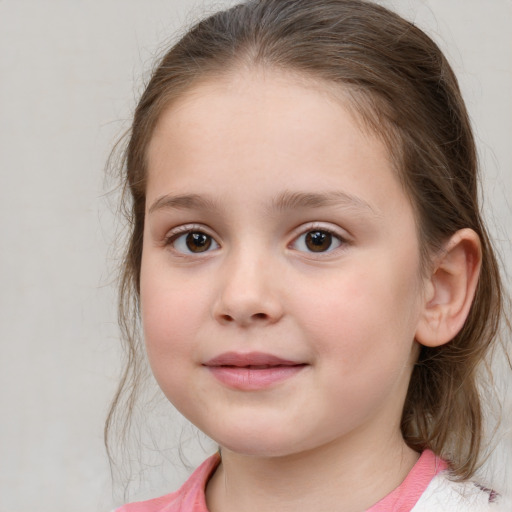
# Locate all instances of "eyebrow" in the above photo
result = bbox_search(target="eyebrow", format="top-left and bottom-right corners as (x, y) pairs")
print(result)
(148, 190), (378, 217)
(270, 190), (378, 216)
(148, 193), (219, 214)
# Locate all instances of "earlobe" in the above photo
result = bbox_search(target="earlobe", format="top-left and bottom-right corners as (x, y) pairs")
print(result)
(415, 228), (482, 348)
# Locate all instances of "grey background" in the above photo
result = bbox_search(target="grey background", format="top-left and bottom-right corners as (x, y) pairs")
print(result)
(0, 1), (510, 511)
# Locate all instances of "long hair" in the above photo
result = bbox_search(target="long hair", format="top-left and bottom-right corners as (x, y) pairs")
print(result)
(106, 0), (507, 479)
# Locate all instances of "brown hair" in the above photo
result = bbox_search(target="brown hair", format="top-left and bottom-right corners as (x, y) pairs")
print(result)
(106, 0), (508, 480)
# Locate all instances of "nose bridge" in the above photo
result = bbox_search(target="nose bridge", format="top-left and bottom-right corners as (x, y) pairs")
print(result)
(213, 240), (283, 326)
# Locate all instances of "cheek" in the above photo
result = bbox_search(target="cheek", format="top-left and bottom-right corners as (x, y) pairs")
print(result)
(300, 267), (420, 419)
(140, 266), (203, 362)
(140, 277), (206, 412)
(297, 258), (422, 363)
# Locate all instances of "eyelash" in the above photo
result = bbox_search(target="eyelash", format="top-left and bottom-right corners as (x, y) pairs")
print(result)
(163, 224), (348, 256)
(289, 225), (347, 254)
(164, 225), (220, 256)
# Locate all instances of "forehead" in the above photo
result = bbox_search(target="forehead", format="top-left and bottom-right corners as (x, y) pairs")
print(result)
(154, 66), (397, 147)
(145, 68), (408, 219)
(149, 69), (386, 159)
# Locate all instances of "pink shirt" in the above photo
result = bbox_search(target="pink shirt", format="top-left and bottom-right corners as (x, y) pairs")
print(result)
(115, 450), (502, 512)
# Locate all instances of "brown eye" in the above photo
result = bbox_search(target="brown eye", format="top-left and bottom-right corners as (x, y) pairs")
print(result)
(185, 232), (212, 253)
(169, 230), (219, 254)
(292, 229), (343, 254)
(305, 230), (333, 252)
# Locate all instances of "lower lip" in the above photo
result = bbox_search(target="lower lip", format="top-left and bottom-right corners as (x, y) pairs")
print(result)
(206, 365), (306, 390)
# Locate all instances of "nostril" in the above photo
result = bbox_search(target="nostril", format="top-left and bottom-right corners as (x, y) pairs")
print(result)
(252, 313), (268, 320)
(221, 314), (235, 323)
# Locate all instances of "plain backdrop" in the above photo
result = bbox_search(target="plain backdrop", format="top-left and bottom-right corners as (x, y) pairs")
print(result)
(0, 1), (510, 511)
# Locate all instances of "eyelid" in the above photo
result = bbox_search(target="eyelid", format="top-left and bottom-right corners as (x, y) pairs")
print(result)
(289, 222), (350, 240)
(288, 222), (351, 254)
(164, 224), (220, 255)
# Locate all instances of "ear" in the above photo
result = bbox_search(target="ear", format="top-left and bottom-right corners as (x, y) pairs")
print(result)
(415, 228), (482, 348)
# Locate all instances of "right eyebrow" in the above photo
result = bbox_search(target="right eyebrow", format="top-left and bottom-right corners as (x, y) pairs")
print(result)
(148, 193), (220, 215)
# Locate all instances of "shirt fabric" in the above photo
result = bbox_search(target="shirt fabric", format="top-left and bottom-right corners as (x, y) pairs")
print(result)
(115, 450), (504, 512)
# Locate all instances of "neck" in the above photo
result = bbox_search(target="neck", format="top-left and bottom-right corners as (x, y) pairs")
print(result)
(206, 432), (419, 512)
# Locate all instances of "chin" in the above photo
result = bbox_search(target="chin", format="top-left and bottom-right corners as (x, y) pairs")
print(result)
(211, 427), (318, 459)
(220, 442), (298, 458)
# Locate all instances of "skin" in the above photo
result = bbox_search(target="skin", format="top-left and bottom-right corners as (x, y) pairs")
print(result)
(140, 68), (445, 512)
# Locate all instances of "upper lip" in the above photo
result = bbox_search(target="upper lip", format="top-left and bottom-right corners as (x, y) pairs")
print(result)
(203, 352), (304, 368)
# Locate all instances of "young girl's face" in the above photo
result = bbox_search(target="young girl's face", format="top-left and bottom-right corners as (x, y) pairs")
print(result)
(140, 69), (429, 459)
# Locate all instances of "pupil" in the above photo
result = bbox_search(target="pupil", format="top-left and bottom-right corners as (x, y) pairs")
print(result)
(306, 231), (331, 252)
(186, 232), (211, 253)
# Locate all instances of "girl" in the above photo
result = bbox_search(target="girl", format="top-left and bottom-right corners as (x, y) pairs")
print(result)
(107, 0), (510, 510)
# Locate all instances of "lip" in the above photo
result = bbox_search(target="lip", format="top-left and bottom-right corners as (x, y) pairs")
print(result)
(203, 351), (307, 390)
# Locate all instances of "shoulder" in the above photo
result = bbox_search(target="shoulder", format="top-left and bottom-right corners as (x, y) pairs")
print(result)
(113, 454), (221, 512)
(413, 471), (509, 512)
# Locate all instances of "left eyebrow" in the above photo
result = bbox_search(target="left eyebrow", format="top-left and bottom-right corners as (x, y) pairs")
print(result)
(269, 190), (380, 217)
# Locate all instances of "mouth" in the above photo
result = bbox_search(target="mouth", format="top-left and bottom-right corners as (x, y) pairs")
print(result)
(204, 351), (304, 368)
(203, 352), (307, 390)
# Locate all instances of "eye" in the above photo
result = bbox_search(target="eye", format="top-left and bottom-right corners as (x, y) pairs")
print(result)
(168, 230), (219, 254)
(292, 229), (343, 253)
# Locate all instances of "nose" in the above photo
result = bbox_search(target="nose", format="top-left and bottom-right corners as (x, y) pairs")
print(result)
(212, 250), (284, 327)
